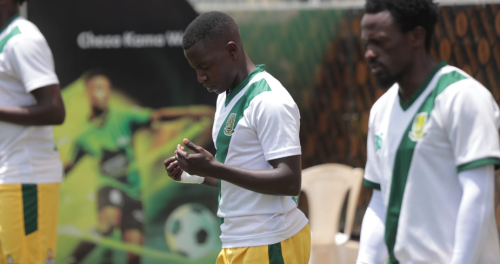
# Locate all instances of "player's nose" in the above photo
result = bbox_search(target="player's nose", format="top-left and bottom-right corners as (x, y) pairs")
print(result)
(196, 70), (208, 83)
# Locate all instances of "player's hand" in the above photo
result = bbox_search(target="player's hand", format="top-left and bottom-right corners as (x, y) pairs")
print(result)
(175, 138), (216, 177)
(163, 156), (184, 181)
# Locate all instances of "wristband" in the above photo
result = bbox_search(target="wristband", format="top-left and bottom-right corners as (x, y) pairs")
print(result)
(180, 171), (204, 184)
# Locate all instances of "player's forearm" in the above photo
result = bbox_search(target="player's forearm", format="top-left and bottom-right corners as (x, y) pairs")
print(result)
(0, 85), (65, 126)
(357, 190), (388, 264)
(0, 104), (65, 125)
(450, 165), (494, 264)
(202, 177), (218, 188)
(206, 161), (300, 196)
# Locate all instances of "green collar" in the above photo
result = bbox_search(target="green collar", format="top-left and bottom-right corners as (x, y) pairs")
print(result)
(0, 14), (20, 36)
(399, 61), (447, 111)
(225, 64), (265, 106)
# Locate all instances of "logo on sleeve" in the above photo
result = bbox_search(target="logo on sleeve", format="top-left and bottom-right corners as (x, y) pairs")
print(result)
(224, 113), (236, 136)
(375, 133), (383, 152)
(409, 112), (428, 141)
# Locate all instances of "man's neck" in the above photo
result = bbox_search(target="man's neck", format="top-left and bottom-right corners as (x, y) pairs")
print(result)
(398, 55), (436, 102)
(0, 10), (19, 32)
(227, 54), (256, 95)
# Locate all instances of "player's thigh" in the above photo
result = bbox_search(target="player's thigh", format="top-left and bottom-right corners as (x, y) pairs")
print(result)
(97, 187), (124, 229)
(121, 191), (144, 245)
(37, 183), (60, 262)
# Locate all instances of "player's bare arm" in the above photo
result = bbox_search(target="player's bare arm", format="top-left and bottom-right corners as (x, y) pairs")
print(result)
(0, 84), (65, 125)
(174, 138), (301, 196)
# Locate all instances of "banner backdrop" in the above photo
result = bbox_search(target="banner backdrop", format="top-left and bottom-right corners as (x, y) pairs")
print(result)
(29, 0), (220, 263)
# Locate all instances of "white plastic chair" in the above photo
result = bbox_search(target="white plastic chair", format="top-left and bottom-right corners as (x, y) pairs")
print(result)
(300, 163), (364, 264)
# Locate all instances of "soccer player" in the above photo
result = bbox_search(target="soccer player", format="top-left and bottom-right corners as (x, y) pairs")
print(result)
(357, 0), (500, 263)
(0, 0), (66, 263)
(164, 11), (310, 264)
(64, 71), (214, 264)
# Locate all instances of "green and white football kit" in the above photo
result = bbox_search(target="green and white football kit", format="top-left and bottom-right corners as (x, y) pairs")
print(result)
(361, 62), (500, 263)
(211, 65), (308, 248)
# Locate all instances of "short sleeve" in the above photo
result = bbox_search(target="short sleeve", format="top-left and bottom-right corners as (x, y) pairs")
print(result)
(6, 35), (59, 92)
(364, 111), (382, 190)
(127, 107), (153, 125)
(442, 81), (500, 172)
(251, 93), (302, 161)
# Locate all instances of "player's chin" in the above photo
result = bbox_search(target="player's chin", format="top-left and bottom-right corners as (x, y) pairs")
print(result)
(375, 75), (396, 90)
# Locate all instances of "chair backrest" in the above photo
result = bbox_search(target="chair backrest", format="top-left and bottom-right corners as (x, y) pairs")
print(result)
(301, 163), (364, 246)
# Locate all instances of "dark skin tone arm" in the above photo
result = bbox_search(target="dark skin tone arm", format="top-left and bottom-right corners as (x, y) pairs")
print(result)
(164, 138), (301, 196)
(0, 84), (65, 125)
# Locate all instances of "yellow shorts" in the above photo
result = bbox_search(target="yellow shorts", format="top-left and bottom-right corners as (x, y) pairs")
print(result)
(216, 224), (311, 264)
(0, 183), (60, 264)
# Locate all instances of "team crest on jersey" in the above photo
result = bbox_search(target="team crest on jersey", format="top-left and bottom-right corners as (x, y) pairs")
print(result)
(224, 113), (236, 136)
(409, 112), (428, 141)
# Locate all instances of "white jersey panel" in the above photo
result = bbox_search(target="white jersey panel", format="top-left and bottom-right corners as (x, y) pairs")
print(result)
(0, 15), (62, 184)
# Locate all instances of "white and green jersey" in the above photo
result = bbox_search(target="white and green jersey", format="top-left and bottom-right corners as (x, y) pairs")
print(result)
(213, 65), (308, 248)
(0, 15), (62, 184)
(364, 62), (500, 263)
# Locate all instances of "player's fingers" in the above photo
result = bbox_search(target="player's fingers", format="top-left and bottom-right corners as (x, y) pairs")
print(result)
(183, 138), (201, 153)
(176, 144), (188, 158)
(166, 160), (178, 172)
(171, 166), (182, 180)
(163, 156), (176, 166)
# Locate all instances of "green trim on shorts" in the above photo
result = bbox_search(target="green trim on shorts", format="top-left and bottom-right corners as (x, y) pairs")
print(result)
(22, 184), (38, 236)
(268, 242), (285, 264)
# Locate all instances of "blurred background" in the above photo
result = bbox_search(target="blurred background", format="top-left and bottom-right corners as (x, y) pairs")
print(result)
(20, 0), (500, 263)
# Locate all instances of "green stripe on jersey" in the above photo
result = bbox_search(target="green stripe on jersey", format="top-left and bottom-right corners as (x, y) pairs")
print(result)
(385, 69), (467, 263)
(0, 14), (19, 35)
(214, 67), (270, 224)
(0, 26), (21, 53)
(22, 184), (38, 236)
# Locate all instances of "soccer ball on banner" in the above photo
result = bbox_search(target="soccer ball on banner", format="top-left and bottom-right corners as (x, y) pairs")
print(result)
(165, 203), (221, 259)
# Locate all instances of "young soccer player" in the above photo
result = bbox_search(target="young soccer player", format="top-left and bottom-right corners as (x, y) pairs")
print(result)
(0, 0), (66, 263)
(358, 0), (500, 263)
(164, 11), (310, 264)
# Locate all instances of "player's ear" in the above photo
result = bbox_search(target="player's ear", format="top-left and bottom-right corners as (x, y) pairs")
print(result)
(226, 41), (238, 61)
(408, 26), (426, 49)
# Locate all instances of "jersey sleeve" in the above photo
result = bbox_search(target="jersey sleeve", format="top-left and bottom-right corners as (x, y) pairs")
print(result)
(364, 110), (382, 190)
(125, 107), (153, 125)
(441, 80), (500, 172)
(251, 92), (302, 161)
(6, 34), (59, 92)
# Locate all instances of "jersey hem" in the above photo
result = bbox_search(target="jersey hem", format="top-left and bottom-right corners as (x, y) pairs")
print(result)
(221, 216), (308, 248)
(457, 157), (500, 172)
(363, 179), (381, 190)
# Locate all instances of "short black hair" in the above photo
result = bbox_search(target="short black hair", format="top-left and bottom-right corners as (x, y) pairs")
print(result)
(182, 11), (239, 50)
(17, 0), (27, 4)
(365, 0), (439, 51)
